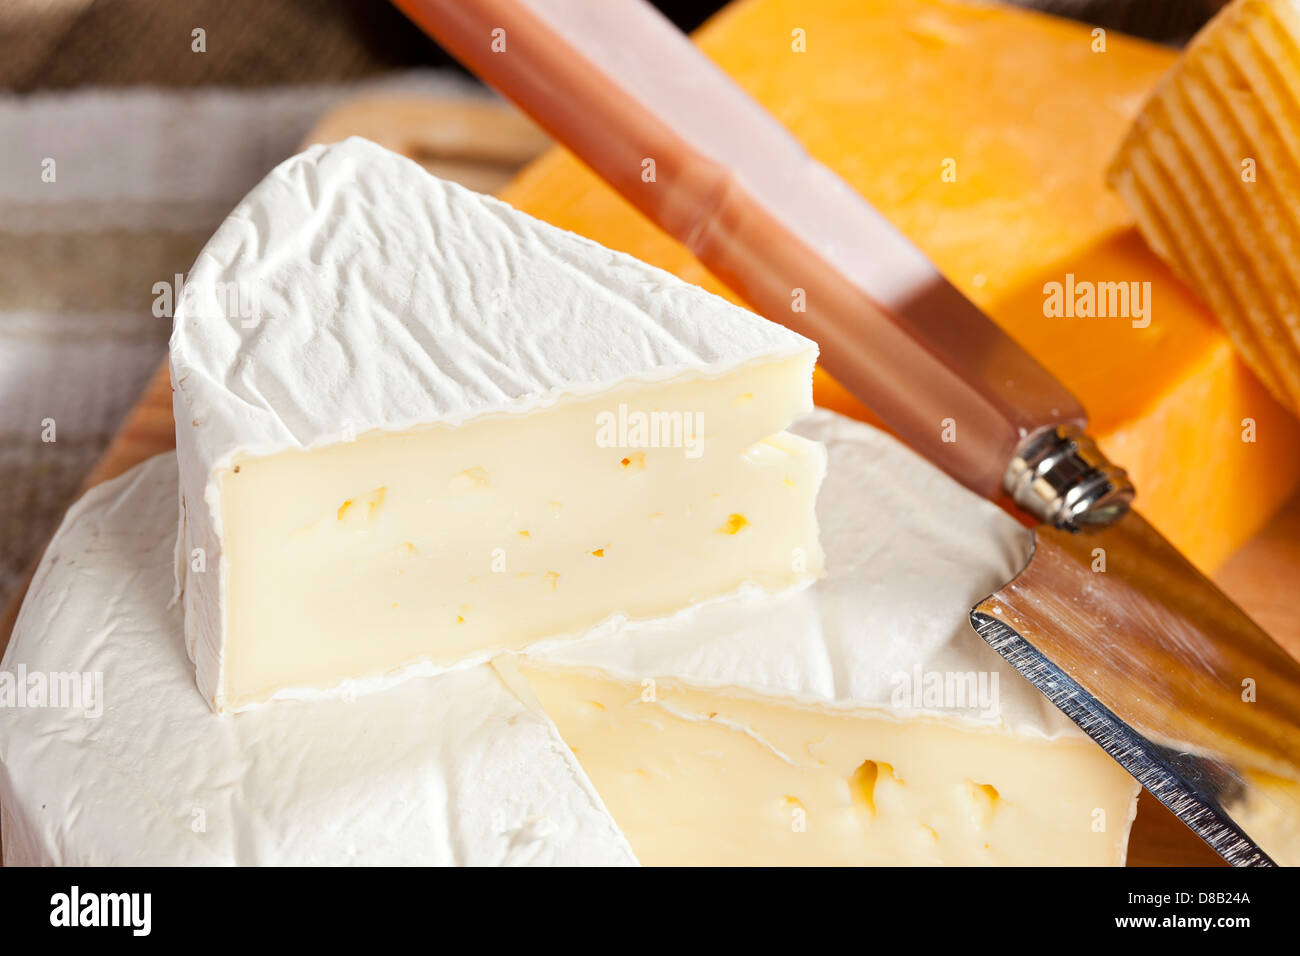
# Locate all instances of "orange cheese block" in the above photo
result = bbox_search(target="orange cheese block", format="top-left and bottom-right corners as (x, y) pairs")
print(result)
(498, 0), (1300, 573)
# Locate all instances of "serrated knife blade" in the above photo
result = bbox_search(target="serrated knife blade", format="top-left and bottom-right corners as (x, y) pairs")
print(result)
(973, 509), (1300, 866)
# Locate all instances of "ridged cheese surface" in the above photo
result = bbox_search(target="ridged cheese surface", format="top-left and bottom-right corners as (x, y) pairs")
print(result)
(1109, 0), (1300, 416)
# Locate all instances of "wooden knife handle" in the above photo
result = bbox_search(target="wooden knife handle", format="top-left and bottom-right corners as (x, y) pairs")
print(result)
(393, 0), (1088, 498)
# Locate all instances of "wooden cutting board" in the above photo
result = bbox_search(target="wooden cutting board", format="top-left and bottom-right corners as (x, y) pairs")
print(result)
(2, 90), (1296, 867)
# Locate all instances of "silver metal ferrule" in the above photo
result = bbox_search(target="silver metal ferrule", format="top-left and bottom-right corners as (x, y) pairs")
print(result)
(1003, 425), (1135, 531)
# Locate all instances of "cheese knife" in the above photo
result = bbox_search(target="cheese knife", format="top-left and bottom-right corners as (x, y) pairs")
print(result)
(392, 0), (1300, 865)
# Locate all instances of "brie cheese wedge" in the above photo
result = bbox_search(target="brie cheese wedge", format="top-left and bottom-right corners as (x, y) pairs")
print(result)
(171, 137), (823, 713)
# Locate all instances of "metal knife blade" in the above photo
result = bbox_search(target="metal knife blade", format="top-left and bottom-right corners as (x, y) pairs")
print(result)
(972, 509), (1300, 866)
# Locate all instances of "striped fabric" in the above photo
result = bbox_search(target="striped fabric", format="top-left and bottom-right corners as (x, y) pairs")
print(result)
(0, 72), (486, 612)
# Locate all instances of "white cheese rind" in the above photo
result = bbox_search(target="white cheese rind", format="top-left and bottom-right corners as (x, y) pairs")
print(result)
(0, 411), (1131, 865)
(170, 136), (816, 711)
(531, 408), (1076, 740)
(0, 455), (636, 866)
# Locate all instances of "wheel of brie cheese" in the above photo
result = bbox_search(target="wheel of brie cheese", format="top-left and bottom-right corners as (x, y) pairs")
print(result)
(0, 139), (1139, 865)
(0, 411), (1138, 865)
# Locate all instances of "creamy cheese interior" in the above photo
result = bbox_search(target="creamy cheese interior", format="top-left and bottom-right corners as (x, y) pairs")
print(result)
(217, 355), (824, 710)
(522, 667), (1138, 866)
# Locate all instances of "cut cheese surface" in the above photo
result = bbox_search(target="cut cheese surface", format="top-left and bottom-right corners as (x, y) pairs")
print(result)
(1109, 0), (1300, 417)
(520, 409), (1140, 866)
(0, 456), (637, 866)
(219, 356), (824, 710)
(171, 137), (822, 713)
(498, 0), (1300, 572)
(520, 669), (1136, 866)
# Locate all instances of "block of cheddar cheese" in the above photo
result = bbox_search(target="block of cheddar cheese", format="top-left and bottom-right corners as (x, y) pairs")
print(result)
(499, 0), (1300, 572)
